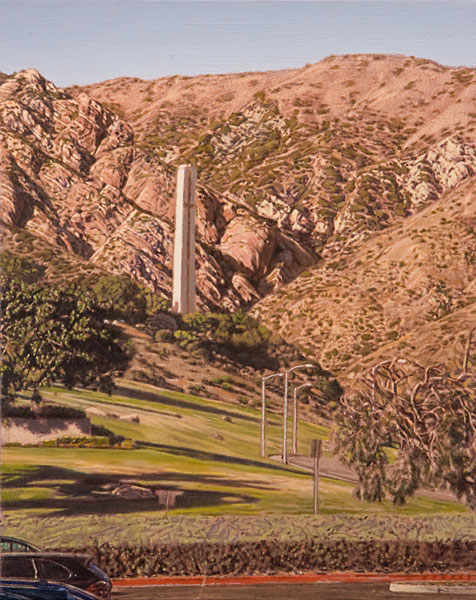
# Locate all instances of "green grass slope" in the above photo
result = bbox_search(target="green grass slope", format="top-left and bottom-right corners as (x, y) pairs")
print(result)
(2, 380), (469, 548)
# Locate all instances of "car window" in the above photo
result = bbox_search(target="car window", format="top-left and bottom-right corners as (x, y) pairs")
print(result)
(39, 559), (71, 582)
(11, 542), (30, 552)
(0, 556), (37, 578)
(0, 541), (12, 552)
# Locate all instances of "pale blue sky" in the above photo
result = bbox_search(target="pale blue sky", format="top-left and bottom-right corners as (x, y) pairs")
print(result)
(1, 1), (476, 86)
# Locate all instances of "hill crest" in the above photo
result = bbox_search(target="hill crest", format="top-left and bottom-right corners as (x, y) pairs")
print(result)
(2, 54), (476, 381)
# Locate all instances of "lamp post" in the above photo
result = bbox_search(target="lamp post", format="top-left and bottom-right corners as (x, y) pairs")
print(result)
(261, 372), (283, 458)
(283, 364), (314, 464)
(292, 383), (312, 455)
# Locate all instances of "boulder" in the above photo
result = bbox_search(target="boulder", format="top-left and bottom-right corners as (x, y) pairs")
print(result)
(231, 273), (261, 303)
(148, 313), (178, 332)
(119, 413), (140, 423)
(219, 216), (276, 279)
(110, 483), (155, 499)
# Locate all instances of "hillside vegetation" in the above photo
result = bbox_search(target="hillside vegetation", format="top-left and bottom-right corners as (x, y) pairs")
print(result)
(2, 53), (476, 384)
(254, 176), (476, 377)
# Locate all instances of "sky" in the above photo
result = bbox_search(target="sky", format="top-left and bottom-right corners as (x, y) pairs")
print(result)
(1, 1), (476, 87)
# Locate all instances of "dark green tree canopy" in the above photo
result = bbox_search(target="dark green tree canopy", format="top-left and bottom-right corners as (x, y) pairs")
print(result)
(92, 274), (168, 324)
(1, 276), (132, 398)
(180, 309), (272, 350)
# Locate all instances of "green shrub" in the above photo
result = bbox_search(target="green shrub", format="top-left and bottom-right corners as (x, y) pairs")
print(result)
(90, 424), (135, 448)
(47, 435), (110, 448)
(92, 274), (168, 324)
(154, 329), (174, 343)
(387, 330), (399, 340)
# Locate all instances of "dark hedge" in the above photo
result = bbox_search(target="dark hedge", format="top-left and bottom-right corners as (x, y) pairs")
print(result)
(66, 540), (476, 578)
(3, 403), (86, 419)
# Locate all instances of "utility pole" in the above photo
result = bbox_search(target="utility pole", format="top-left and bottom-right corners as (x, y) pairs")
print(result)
(283, 364), (313, 464)
(292, 383), (312, 455)
(311, 439), (323, 514)
(261, 373), (283, 458)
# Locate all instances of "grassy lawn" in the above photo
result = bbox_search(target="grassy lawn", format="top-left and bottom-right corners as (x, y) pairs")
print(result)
(3, 510), (476, 549)
(3, 380), (329, 516)
(2, 379), (472, 547)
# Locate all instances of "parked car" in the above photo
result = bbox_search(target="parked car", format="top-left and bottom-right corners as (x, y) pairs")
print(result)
(0, 579), (100, 600)
(0, 538), (39, 553)
(0, 554), (111, 600)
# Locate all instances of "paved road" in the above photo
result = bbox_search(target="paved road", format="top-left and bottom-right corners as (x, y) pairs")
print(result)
(274, 454), (457, 503)
(113, 582), (461, 599)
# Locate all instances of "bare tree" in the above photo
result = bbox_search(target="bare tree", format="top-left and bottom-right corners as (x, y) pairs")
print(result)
(333, 332), (476, 507)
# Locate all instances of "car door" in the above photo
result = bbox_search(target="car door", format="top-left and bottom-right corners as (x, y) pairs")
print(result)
(0, 556), (38, 579)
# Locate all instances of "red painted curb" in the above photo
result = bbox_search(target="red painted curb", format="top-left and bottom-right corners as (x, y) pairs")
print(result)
(112, 571), (476, 587)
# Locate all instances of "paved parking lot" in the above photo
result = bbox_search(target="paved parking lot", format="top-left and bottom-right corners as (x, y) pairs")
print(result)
(113, 582), (464, 599)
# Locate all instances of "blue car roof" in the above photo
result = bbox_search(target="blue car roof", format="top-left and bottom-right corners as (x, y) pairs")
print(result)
(0, 581), (97, 600)
(0, 592), (35, 600)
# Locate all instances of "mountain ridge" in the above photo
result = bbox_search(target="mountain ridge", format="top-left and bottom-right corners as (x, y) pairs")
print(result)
(2, 54), (476, 382)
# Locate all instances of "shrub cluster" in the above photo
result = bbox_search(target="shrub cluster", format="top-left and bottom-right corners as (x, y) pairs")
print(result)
(178, 310), (273, 354)
(5, 435), (136, 449)
(42, 436), (111, 448)
(90, 424), (136, 448)
(73, 540), (476, 578)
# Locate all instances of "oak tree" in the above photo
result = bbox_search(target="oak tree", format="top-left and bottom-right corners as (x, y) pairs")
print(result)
(1, 276), (132, 399)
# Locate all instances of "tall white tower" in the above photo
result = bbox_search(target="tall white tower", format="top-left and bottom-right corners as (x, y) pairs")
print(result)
(172, 165), (196, 314)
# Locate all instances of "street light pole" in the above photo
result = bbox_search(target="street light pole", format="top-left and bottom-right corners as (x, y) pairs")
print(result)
(261, 372), (283, 458)
(283, 363), (313, 464)
(293, 383), (312, 455)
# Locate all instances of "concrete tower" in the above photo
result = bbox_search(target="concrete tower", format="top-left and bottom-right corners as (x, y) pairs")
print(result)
(172, 165), (196, 314)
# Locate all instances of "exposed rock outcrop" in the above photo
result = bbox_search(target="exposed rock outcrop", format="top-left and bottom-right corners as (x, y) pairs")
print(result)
(1, 69), (315, 310)
(2, 56), (476, 381)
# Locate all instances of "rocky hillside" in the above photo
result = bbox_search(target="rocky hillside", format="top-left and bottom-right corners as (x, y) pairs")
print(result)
(2, 54), (476, 381)
(254, 175), (476, 378)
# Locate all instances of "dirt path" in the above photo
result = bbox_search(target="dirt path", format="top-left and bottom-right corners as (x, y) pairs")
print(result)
(270, 453), (458, 503)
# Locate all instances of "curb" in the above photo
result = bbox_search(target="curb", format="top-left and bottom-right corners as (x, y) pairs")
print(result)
(390, 582), (476, 595)
(112, 572), (476, 587)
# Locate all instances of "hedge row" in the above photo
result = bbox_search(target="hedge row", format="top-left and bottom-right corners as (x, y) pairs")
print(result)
(74, 540), (476, 577)
(3, 404), (86, 419)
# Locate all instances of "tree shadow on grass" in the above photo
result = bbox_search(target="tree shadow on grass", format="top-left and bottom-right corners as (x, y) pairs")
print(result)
(2, 464), (277, 491)
(1, 465), (261, 516)
(3, 490), (257, 516)
(137, 441), (300, 474)
(114, 384), (257, 423)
